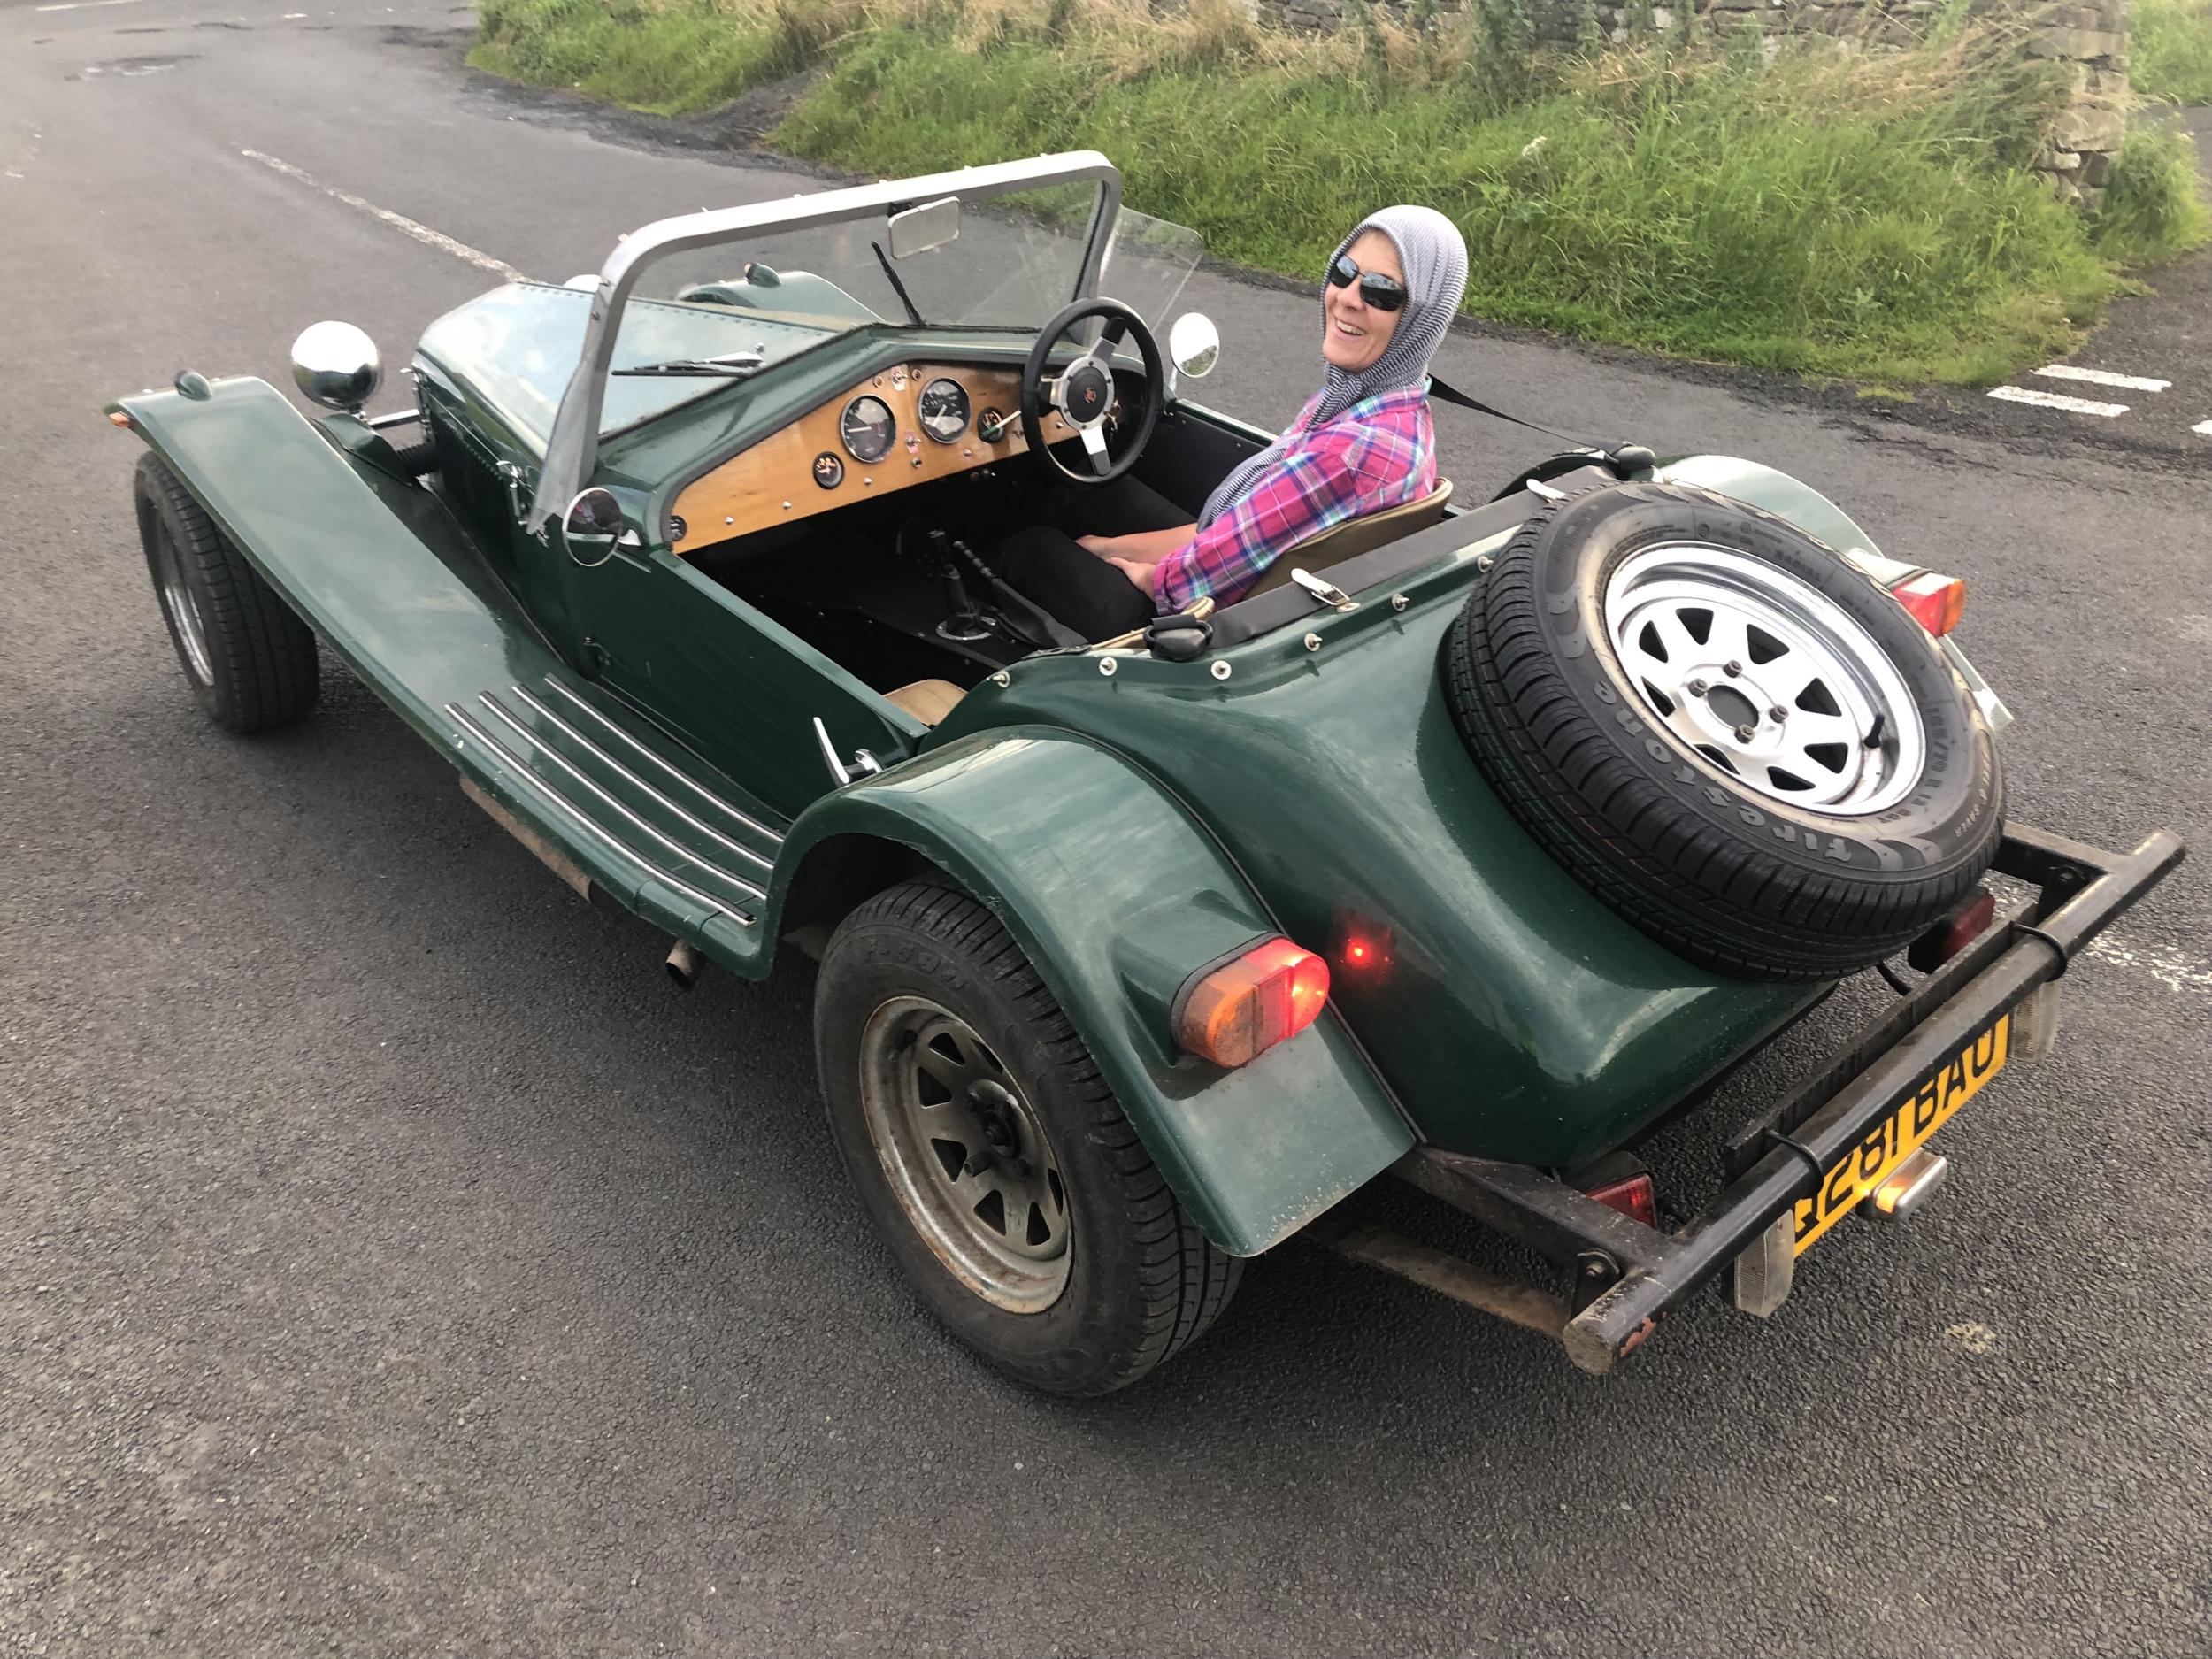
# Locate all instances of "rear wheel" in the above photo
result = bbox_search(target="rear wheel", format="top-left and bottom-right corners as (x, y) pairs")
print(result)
(815, 879), (1240, 1394)
(134, 453), (319, 733)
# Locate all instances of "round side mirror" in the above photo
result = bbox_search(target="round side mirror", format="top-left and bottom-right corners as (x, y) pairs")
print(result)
(562, 488), (630, 567)
(290, 320), (382, 411)
(1168, 312), (1220, 380)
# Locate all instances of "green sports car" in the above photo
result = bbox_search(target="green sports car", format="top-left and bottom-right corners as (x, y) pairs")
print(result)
(111, 152), (2180, 1394)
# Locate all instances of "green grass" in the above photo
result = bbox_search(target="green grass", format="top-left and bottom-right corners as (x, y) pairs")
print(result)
(473, 0), (2208, 386)
(471, 0), (841, 114)
(2136, 0), (2212, 104)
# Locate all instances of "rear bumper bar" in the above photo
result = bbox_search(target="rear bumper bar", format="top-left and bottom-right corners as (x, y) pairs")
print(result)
(1364, 822), (2184, 1374)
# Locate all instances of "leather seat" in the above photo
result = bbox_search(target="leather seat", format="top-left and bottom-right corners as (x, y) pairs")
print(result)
(1239, 480), (1455, 598)
(886, 678), (967, 726)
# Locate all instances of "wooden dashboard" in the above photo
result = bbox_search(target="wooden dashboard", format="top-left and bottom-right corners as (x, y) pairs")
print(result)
(668, 362), (1082, 553)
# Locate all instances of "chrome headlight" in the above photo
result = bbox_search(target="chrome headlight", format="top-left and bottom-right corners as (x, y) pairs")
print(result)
(290, 320), (382, 411)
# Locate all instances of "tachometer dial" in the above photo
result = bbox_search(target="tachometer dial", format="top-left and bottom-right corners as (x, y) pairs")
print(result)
(918, 377), (971, 445)
(839, 395), (895, 463)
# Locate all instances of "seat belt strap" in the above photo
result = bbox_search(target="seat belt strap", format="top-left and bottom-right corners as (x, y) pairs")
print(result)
(1425, 374), (1594, 448)
(1426, 375), (1657, 484)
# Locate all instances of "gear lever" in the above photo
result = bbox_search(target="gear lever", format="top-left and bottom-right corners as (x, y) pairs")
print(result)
(930, 530), (994, 642)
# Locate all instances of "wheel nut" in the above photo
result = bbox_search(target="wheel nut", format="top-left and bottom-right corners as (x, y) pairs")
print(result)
(1724, 660), (1743, 677)
(1686, 678), (1709, 696)
(1735, 724), (1756, 742)
(1770, 705), (1787, 721)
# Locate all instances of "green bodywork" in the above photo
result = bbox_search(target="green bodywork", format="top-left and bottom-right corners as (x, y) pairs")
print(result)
(112, 290), (1890, 1256)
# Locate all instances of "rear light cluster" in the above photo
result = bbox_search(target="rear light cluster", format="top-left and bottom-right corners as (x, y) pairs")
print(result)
(1890, 570), (1968, 636)
(1174, 938), (1330, 1069)
(1586, 1171), (1659, 1228)
(1907, 889), (1998, 972)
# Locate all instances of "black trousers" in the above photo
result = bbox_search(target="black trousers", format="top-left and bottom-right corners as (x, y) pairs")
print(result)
(992, 475), (1193, 641)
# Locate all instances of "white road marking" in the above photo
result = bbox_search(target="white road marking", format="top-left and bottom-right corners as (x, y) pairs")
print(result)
(1987, 385), (2129, 417)
(2193, 419), (2212, 437)
(2033, 364), (2171, 393)
(241, 149), (527, 284)
(35, 0), (140, 10)
(2087, 934), (2212, 996)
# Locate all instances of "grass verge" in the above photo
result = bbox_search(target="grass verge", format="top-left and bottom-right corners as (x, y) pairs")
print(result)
(2136, 0), (2212, 104)
(472, 0), (2208, 385)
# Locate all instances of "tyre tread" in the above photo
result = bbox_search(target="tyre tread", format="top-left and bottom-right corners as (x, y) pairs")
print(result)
(830, 879), (1239, 1393)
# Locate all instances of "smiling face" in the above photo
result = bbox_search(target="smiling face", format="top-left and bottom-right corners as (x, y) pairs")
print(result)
(1322, 228), (1404, 375)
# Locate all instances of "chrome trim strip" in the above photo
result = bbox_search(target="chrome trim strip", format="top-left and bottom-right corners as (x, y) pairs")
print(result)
(365, 407), (423, 430)
(472, 696), (769, 903)
(443, 703), (753, 923)
(530, 150), (1123, 534)
(538, 675), (786, 843)
(503, 685), (775, 870)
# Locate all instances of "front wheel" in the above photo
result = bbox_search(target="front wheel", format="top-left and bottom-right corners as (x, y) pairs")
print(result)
(134, 452), (319, 733)
(815, 879), (1240, 1394)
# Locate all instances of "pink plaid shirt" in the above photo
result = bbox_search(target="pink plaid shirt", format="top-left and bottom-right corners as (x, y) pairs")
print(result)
(1152, 383), (1437, 611)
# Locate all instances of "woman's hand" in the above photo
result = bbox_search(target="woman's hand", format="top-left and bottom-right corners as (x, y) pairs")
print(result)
(1080, 526), (1196, 564)
(1105, 557), (1157, 597)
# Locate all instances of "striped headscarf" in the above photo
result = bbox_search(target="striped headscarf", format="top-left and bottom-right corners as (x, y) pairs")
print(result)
(1197, 205), (1470, 529)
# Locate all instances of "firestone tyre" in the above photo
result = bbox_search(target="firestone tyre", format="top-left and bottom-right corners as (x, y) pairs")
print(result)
(814, 879), (1240, 1395)
(1441, 481), (2002, 981)
(134, 453), (319, 733)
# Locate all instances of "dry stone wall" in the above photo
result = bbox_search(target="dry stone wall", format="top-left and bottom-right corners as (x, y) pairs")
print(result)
(1247, 0), (2133, 208)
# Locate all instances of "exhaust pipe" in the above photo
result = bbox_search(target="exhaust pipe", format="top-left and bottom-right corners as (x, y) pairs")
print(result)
(665, 938), (703, 992)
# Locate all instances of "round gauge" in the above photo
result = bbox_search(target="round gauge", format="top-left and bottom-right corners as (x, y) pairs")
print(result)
(918, 377), (972, 445)
(811, 451), (844, 490)
(839, 395), (895, 463)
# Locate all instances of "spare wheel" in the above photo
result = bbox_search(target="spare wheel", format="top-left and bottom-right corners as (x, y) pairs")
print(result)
(1440, 480), (2002, 981)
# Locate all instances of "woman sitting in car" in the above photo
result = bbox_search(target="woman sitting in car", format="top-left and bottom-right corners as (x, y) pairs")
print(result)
(995, 204), (1470, 637)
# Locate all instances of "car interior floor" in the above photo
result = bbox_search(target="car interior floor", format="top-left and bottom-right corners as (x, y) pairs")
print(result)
(686, 457), (1205, 694)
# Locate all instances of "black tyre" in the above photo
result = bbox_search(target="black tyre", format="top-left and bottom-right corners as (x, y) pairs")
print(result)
(1442, 481), (2002, 981)
(134, 453), (319, 733)
(815, 879), (1240, 1394)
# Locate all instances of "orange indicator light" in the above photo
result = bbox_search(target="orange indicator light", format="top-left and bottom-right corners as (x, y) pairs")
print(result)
(1174, 939), (1331, 1069)
(1891, 571), (1967, 636)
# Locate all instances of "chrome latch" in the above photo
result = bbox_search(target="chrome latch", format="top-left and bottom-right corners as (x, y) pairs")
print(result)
(494, 459), (533, 526)
(1289, 567), (1357, 612)
(812, 717), (884, 788)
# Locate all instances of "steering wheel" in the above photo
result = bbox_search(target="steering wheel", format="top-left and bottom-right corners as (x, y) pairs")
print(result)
(1018, 298), (1164, 488)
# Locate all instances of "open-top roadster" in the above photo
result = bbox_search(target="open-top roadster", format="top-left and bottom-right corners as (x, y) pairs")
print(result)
(113, 153), (2179, 1393)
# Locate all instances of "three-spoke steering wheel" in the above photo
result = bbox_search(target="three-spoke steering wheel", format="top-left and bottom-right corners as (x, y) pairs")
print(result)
(1018, 298), (1164, 488)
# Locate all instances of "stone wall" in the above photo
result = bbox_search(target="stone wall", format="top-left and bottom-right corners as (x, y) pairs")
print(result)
(1247, 0), (2132, 209)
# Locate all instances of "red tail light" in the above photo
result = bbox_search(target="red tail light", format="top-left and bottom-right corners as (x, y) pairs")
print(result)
(1586, 1171), (1659, 1228)
(1907, 889), (1998, 972)
(1891, 571), (1968, 636)
(1174, 939), (1330, 1069)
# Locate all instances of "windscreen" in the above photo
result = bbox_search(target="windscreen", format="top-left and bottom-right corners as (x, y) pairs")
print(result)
(597, 185), (1207, 433)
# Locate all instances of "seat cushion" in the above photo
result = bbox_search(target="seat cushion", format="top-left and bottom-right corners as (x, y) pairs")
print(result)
(886, 678), (968, 726)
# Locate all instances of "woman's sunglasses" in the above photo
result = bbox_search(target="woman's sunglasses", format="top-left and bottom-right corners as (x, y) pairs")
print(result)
(1327, 253), (1407, 312)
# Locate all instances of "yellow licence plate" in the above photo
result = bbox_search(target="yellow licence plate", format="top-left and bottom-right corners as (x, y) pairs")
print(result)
(1793, 1014), (2011, 1255)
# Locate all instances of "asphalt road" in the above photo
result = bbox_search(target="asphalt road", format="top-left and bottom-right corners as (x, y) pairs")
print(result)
(4, 4), (2209, 1655)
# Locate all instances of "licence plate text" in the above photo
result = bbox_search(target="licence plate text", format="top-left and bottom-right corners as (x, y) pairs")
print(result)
(1793, 1014), (2011, 1255)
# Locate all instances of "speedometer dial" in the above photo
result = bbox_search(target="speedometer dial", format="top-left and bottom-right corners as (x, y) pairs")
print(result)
(839, 395), (895, 463)
(917, 377), (971, 445)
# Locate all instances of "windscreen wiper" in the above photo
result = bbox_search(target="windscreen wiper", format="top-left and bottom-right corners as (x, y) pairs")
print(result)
(612, 350), (766, 378)
(871, 242), (926, 329)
